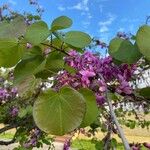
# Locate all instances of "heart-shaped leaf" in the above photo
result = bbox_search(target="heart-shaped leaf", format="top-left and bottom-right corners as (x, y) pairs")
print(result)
(33, 86), (86, 135)
(51, 16), (72, 31)
(0, 16), (27, 39)
(136, 25), (150, 61)
(25, 21), (50, 45)
(0, 39), (24, 67)
(63, 31), (91, 48)
(109, 38), (141, 64)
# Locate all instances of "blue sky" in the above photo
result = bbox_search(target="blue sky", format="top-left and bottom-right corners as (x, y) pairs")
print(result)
(0, 0), (150, 43)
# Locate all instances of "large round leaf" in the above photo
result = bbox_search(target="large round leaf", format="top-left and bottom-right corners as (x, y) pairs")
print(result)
(51, 16), (72, 31)
(109, 38), (141, 64)
(79, 88), (99, 127)
(25, 21), (50, 45)
(0, 39), (24, 67)
(136, 25), (150, 60)
(63, 31), (91, 48)
(33, 86), (86, 135)
(139, 87), (150, 99)
(0, 16), (26, 39)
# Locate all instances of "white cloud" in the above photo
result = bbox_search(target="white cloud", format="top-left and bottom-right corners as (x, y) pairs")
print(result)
(99, 26), (109, 33)
(57, 6), (66, 11)
(8, 0), (17, 5)
(99, 14), (116, 26)
(68, 0), (89, 11)
(98, 13), (116, 33)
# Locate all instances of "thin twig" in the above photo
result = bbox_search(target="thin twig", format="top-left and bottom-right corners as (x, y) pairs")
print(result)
(100, 75), (130, 150)
(0, 124), (18, 134)
(41, 43), (69, 56)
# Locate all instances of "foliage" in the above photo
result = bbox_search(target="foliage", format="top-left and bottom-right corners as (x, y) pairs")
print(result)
(0, 1), (150, 150)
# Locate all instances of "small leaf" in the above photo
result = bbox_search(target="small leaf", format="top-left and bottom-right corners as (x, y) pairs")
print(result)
(136, 25), (150, 61)
(0, 39), (24, 67)
(51, 16), (72, 31)
(22, 46), (43, 60)
(46, 51), (65, 73)
(14, 55), (45, 84)
(18, 105), (32, 118)
(109, 38), (141, 64)
(33, 86), (86, 135)
(79, 88), (99, 127)
(25, 21), (50, 45)
(16, 75), (41, 98)
(139, 87), (150, 99)
(111, 138), (117, 148)
(63, 31), (91, 48)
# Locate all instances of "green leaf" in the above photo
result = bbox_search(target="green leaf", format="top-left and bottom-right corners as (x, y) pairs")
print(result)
(51, 16), (72, 31)
(22, 46), (43, 60)
(64, 64), (77, 75)
(25, 21), (50, 45)
(46, 51), (65, 73)
(79, 88), (99, 127)
(139, 87), (150, 99)
(0, 39), (24, 67)
(95, 141), (104, 150)
(111, 138), (117, 148)
(136, 25), (150, 60)
(50, 38), (68, 51)
(14, 55), (45, 84)
(109, 38), (142, 64)
(33, 86), (86, 135)
(0, 16), (27, 39)
(107, 92), (119, 102)
(16, 75), (41, 97)
(18, 105), (32, 118)
(63, 31), (91, 48)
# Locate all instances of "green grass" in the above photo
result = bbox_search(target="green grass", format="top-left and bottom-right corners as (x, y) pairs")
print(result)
(71, 139), (147, 150)
(0, 132), (14, 139)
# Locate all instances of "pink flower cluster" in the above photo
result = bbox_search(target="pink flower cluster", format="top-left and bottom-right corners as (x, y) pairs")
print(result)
(55, 50), (136, 106)
(0, 87), (17, 104)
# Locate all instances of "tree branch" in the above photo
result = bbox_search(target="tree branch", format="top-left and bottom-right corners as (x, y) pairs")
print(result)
(106, 96), (130, 150)
(0, 124), (18, 134)
(100, 75), (130, 150)
(0, 138), (16, 145)
(41, 43), (69, 56)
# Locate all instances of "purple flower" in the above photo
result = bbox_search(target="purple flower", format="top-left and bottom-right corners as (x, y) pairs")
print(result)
(10, 106), (19, 117)
(98, 80), (107, 92)
(63, 140), (70, 150)
(96, 94), (105, 106)
(30, 137), (37, 146)
(11, 88), (17, 95)
(79, 70), (96, 87)
(143, 142), (150, 149)
(26, 43), (32, 49)
(23, 142), (31, 148)
(116, 76), (132, 95)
